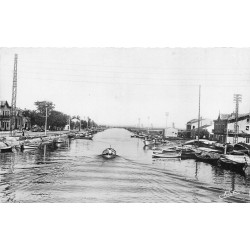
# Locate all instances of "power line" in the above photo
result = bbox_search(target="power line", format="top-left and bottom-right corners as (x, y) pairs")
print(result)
(2, 74), (250, 87)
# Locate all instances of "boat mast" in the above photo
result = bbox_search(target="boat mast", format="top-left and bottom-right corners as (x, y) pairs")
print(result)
(198, 85), (201, 142)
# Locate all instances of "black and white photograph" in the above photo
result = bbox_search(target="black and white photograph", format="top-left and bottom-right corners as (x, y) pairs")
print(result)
(1, 48), (250, 203)
(1, 1), (250, 250)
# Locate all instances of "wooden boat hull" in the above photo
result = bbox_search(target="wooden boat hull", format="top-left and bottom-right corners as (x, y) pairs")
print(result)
(102, 154), (116, 159)
(218, 155), (250, 172)
(0, 146), (12, 153)
(152, 152), (181, 158)
(195, 153), (219, 164)
(181, 152), (196, 159)
(22, 145), (39, 150)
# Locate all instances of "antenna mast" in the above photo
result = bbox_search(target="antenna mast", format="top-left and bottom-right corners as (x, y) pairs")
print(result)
(10, 54), (18, 136)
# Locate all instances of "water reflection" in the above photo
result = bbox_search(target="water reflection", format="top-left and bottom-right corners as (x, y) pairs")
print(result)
(1, 129), (250, 202)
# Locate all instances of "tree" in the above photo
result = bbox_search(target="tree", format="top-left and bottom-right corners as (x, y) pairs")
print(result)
(48, 110), (68, 130)
(22, 109), (43, 127)
(34, 101), (55, 116)
(81, 120), (87, 129)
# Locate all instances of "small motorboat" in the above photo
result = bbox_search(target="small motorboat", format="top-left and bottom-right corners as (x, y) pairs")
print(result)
(80, 133), (93, 140)
(102, 148), (116, 159)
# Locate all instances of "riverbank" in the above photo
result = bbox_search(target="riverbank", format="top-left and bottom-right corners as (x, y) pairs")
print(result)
(0, 129), (91, 138)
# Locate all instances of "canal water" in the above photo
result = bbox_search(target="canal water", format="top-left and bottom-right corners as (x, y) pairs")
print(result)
(1, 128), (250, 202)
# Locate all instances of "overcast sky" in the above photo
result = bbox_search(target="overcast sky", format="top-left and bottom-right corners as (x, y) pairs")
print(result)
(1, 48), (250, 128)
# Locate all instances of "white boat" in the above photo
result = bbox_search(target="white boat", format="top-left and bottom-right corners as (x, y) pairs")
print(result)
(22, 144), (39, 150)
(152, 151), (181, 158)
(21, 139), (41, 150)
(143, 139), (154, 146)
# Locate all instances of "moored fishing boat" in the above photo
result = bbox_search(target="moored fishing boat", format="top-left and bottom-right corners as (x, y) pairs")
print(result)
(102, 148), (116, 159)
(218, 154), (250, 172)
(195, 151), (221, 164)
(0, 141), (12, 153)
(152, 151), (181, 158)
(178, 145), (197, 159)
(55, 137), (64, 143)
(21, 142), (40, 150)
(82, 134), (93, 140)
(143, 139), (154, 146)
(195, 147), (222, 164)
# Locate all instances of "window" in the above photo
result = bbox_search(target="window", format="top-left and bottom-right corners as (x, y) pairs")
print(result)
(246, 138), (250, 143)
(246, 126), (249, 131)
(247, 118), (250, 123)
(193, 126), (195, 129)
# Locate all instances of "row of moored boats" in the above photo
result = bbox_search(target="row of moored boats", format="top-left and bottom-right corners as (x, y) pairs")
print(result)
(131, 133), (250, 174)
(0, 130), (97, 152)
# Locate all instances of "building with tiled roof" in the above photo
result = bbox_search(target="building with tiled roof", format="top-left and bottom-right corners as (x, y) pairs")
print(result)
(0, 100), (31, 131)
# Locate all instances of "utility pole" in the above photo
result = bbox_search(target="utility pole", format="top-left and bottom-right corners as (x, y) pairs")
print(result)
(45, 107), (48, 136)
(10, 54), (18, 136)
(233, 94), (242, 144)
(198, 85), (201, 141)
(165, 112), (169, 128)
(165, 112), (169, 137)
(147, 116), (150, 134)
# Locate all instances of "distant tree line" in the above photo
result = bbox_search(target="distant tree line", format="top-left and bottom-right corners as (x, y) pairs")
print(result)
(23, 101), (97, 131)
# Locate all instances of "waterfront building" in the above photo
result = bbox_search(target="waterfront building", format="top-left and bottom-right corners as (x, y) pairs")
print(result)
(186, 118), (213, 138)
(227, 113), (250, 144)
(0, 101), (11, 131)
(164, 127), (178, 137)
(213, 113), (250, 143)
(213, 113), (231, 143)
(0, 100), (31, 131)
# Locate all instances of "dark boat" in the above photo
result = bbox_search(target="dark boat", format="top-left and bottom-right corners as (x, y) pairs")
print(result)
(102, 148), (116, 159)
(0, 142), (12, 153)
(218, 154), (250, 172)
(178, 145), (197, 159)
(195, 151), (221, 164)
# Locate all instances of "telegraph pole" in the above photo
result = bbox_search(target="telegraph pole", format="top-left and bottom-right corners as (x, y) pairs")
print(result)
(45, 107), (48, 136)
(147, 116), (150, 134)
(165, 112), (169, 137)
(10, 54), (18, 136)
(197, 85), (201, 141)
(233, 94), (242, 144)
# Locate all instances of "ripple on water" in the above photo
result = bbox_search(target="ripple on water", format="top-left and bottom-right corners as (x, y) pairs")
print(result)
(1, 128), (250, 202)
